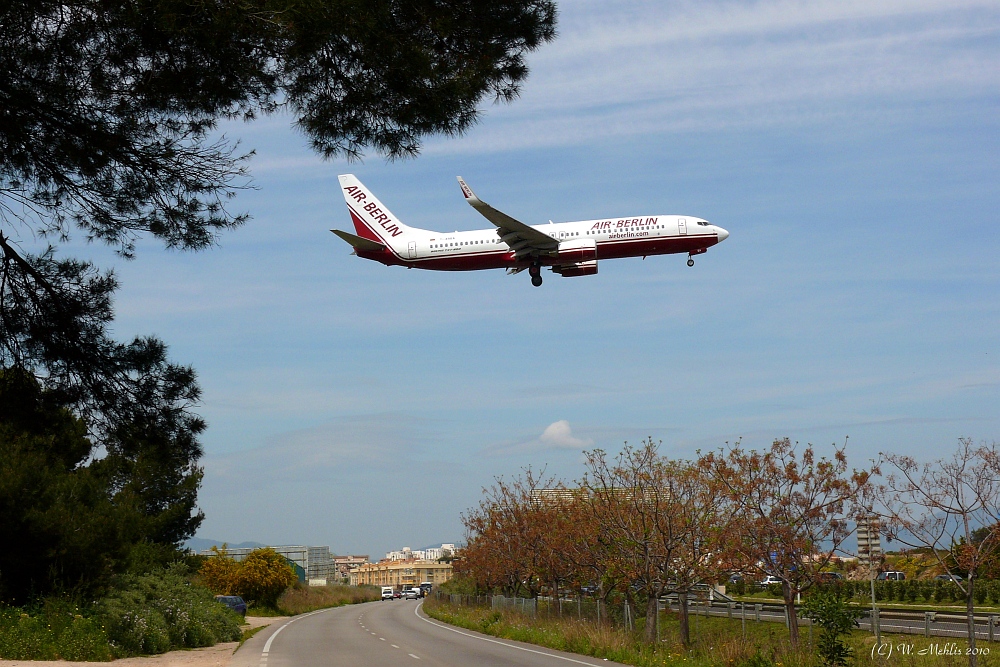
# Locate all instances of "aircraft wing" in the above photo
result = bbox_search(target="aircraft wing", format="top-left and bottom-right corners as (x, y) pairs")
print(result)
(456, 177), (557, 256)
(330, 229), (386, 252)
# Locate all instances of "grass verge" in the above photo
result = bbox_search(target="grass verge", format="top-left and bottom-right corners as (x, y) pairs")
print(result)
(423, 596), (1000, 667)
(237, 625), (267, 651)
(275, 584), (380, 615)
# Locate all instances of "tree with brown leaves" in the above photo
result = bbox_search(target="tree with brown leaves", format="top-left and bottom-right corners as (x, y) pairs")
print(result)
(582, 439), (681, 644)
(701, 438), (871, 647)
(873, 438), (1000, 667)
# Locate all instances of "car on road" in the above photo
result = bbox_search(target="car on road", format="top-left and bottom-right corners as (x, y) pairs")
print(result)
(934, 574), (963, 583)
(393, 590), (402, 598)
(759, 576), (783, 586)
(214, 595), (247, 616)
(817, 572), (844, 582)
(381, 586), (394, 601)
(405, 588), (420, 600)
(877, 571), (906, 581)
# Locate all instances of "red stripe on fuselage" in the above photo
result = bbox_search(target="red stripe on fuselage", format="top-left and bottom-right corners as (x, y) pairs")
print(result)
(352, 233), (720, 271)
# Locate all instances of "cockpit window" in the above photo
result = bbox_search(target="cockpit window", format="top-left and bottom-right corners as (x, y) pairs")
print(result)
(697, 221), (710, 226)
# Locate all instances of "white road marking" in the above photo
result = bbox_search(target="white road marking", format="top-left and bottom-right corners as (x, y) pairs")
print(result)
(414, 602), (608, 666)
(380, 638), (385, 641)
(391, 644), (400, 648)
(261, 607), (330, 657)
(409, 654), (421, 659)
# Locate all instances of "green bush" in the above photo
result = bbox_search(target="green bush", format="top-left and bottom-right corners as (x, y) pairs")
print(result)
(0, 611), (57, 660)
(99, 590), (173, 655)
(802, 590), (864, 667)
(0, 563), (241, 660)
(56, 617), (114, 661)
(100, 563), (241, 654)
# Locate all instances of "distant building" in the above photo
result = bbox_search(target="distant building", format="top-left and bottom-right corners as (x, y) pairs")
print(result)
(349, 559), (453, 589)
(385, 543), (456, 562)
(857, 519), (883, 566)
(333, 555), (370, 579)
(386, 546), (423, 561)
(201, 545), (336, 583)
(423, 544), (456, 561)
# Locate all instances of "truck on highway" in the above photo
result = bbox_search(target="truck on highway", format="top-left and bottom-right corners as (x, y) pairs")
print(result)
(381, 586), (394, 601)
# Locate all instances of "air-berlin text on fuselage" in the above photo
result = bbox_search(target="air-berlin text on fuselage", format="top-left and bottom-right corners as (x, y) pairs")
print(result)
(344, 185), (403, 237)
(589, 217), (658, 230)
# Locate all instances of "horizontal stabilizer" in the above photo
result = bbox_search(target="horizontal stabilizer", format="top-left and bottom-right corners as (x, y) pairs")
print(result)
(330, 229), (386, 252)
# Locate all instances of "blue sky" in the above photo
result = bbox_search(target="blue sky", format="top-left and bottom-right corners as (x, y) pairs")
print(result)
(54, 0), (1000, 557)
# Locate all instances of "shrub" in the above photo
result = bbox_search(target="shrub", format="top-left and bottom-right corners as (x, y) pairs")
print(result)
(200, 548), (297, 610)
(55, 617), (114, 661)
(199, 546), (241, 595)
(0, 564), (239, 660)
(99, 563), (241, 656)
(0, 611), (57, 660)
(802, 590), (864, 667)
(237, 549), (297, 609)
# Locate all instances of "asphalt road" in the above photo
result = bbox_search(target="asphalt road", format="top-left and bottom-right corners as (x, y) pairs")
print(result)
(232, 600), (628, 667)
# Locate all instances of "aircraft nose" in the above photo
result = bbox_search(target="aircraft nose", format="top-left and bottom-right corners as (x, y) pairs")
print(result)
(716, 226), (729, 242)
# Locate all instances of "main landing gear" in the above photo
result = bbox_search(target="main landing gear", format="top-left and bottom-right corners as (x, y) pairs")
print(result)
(529, 264), (543, 287)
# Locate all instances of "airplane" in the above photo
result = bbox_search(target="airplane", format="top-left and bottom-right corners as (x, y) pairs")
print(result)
(330, 174), (729, 287)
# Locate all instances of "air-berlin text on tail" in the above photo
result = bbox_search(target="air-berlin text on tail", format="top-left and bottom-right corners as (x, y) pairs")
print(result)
(344, 185), (403, 237)
(590, 217), (659, 230)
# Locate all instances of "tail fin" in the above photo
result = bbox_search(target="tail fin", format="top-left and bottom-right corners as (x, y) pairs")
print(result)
(338, 174), (413, 247)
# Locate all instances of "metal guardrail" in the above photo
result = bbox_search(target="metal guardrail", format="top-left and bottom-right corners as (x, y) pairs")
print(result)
(675, 599), (1000, 641)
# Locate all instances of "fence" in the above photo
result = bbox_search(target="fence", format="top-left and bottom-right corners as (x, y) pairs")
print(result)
(436, 592), (641, 630)
(434, 592), (1000, 643)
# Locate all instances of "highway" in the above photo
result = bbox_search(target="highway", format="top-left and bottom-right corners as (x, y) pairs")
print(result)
(232, 600), (629, 667)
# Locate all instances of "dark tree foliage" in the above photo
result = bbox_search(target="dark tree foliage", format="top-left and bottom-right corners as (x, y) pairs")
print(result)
(0, 369), (204, 602)
(1, 0), (557, 401)
(0, 0), (554, 601)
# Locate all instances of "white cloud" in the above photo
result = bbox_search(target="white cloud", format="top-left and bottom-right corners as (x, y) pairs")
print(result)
(422, 0), (1000, 154)
(539, 420), (594, 449)
(486, 420), (595, 456)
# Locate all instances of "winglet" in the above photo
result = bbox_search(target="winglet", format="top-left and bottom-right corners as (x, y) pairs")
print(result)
(456, 176), (483, 206)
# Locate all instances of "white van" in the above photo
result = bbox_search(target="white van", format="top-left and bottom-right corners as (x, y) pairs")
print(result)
(381, 586), (394, 601)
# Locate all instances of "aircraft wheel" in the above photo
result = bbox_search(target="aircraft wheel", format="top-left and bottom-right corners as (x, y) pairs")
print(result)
(687, 257), (695, 267)
(531, 274), (543, 287)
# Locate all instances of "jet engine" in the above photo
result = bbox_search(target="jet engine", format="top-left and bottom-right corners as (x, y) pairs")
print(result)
(553, 260), (598, 277)
(555, 238), (597, 263)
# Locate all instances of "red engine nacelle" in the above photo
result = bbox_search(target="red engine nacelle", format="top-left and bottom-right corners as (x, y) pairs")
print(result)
(553, 260), (598, 278)
(556, 238), (597, 263)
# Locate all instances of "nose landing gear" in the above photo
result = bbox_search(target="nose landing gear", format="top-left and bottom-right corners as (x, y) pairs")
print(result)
(529, 264), (543, 287)
(687, 256), (695, 267)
